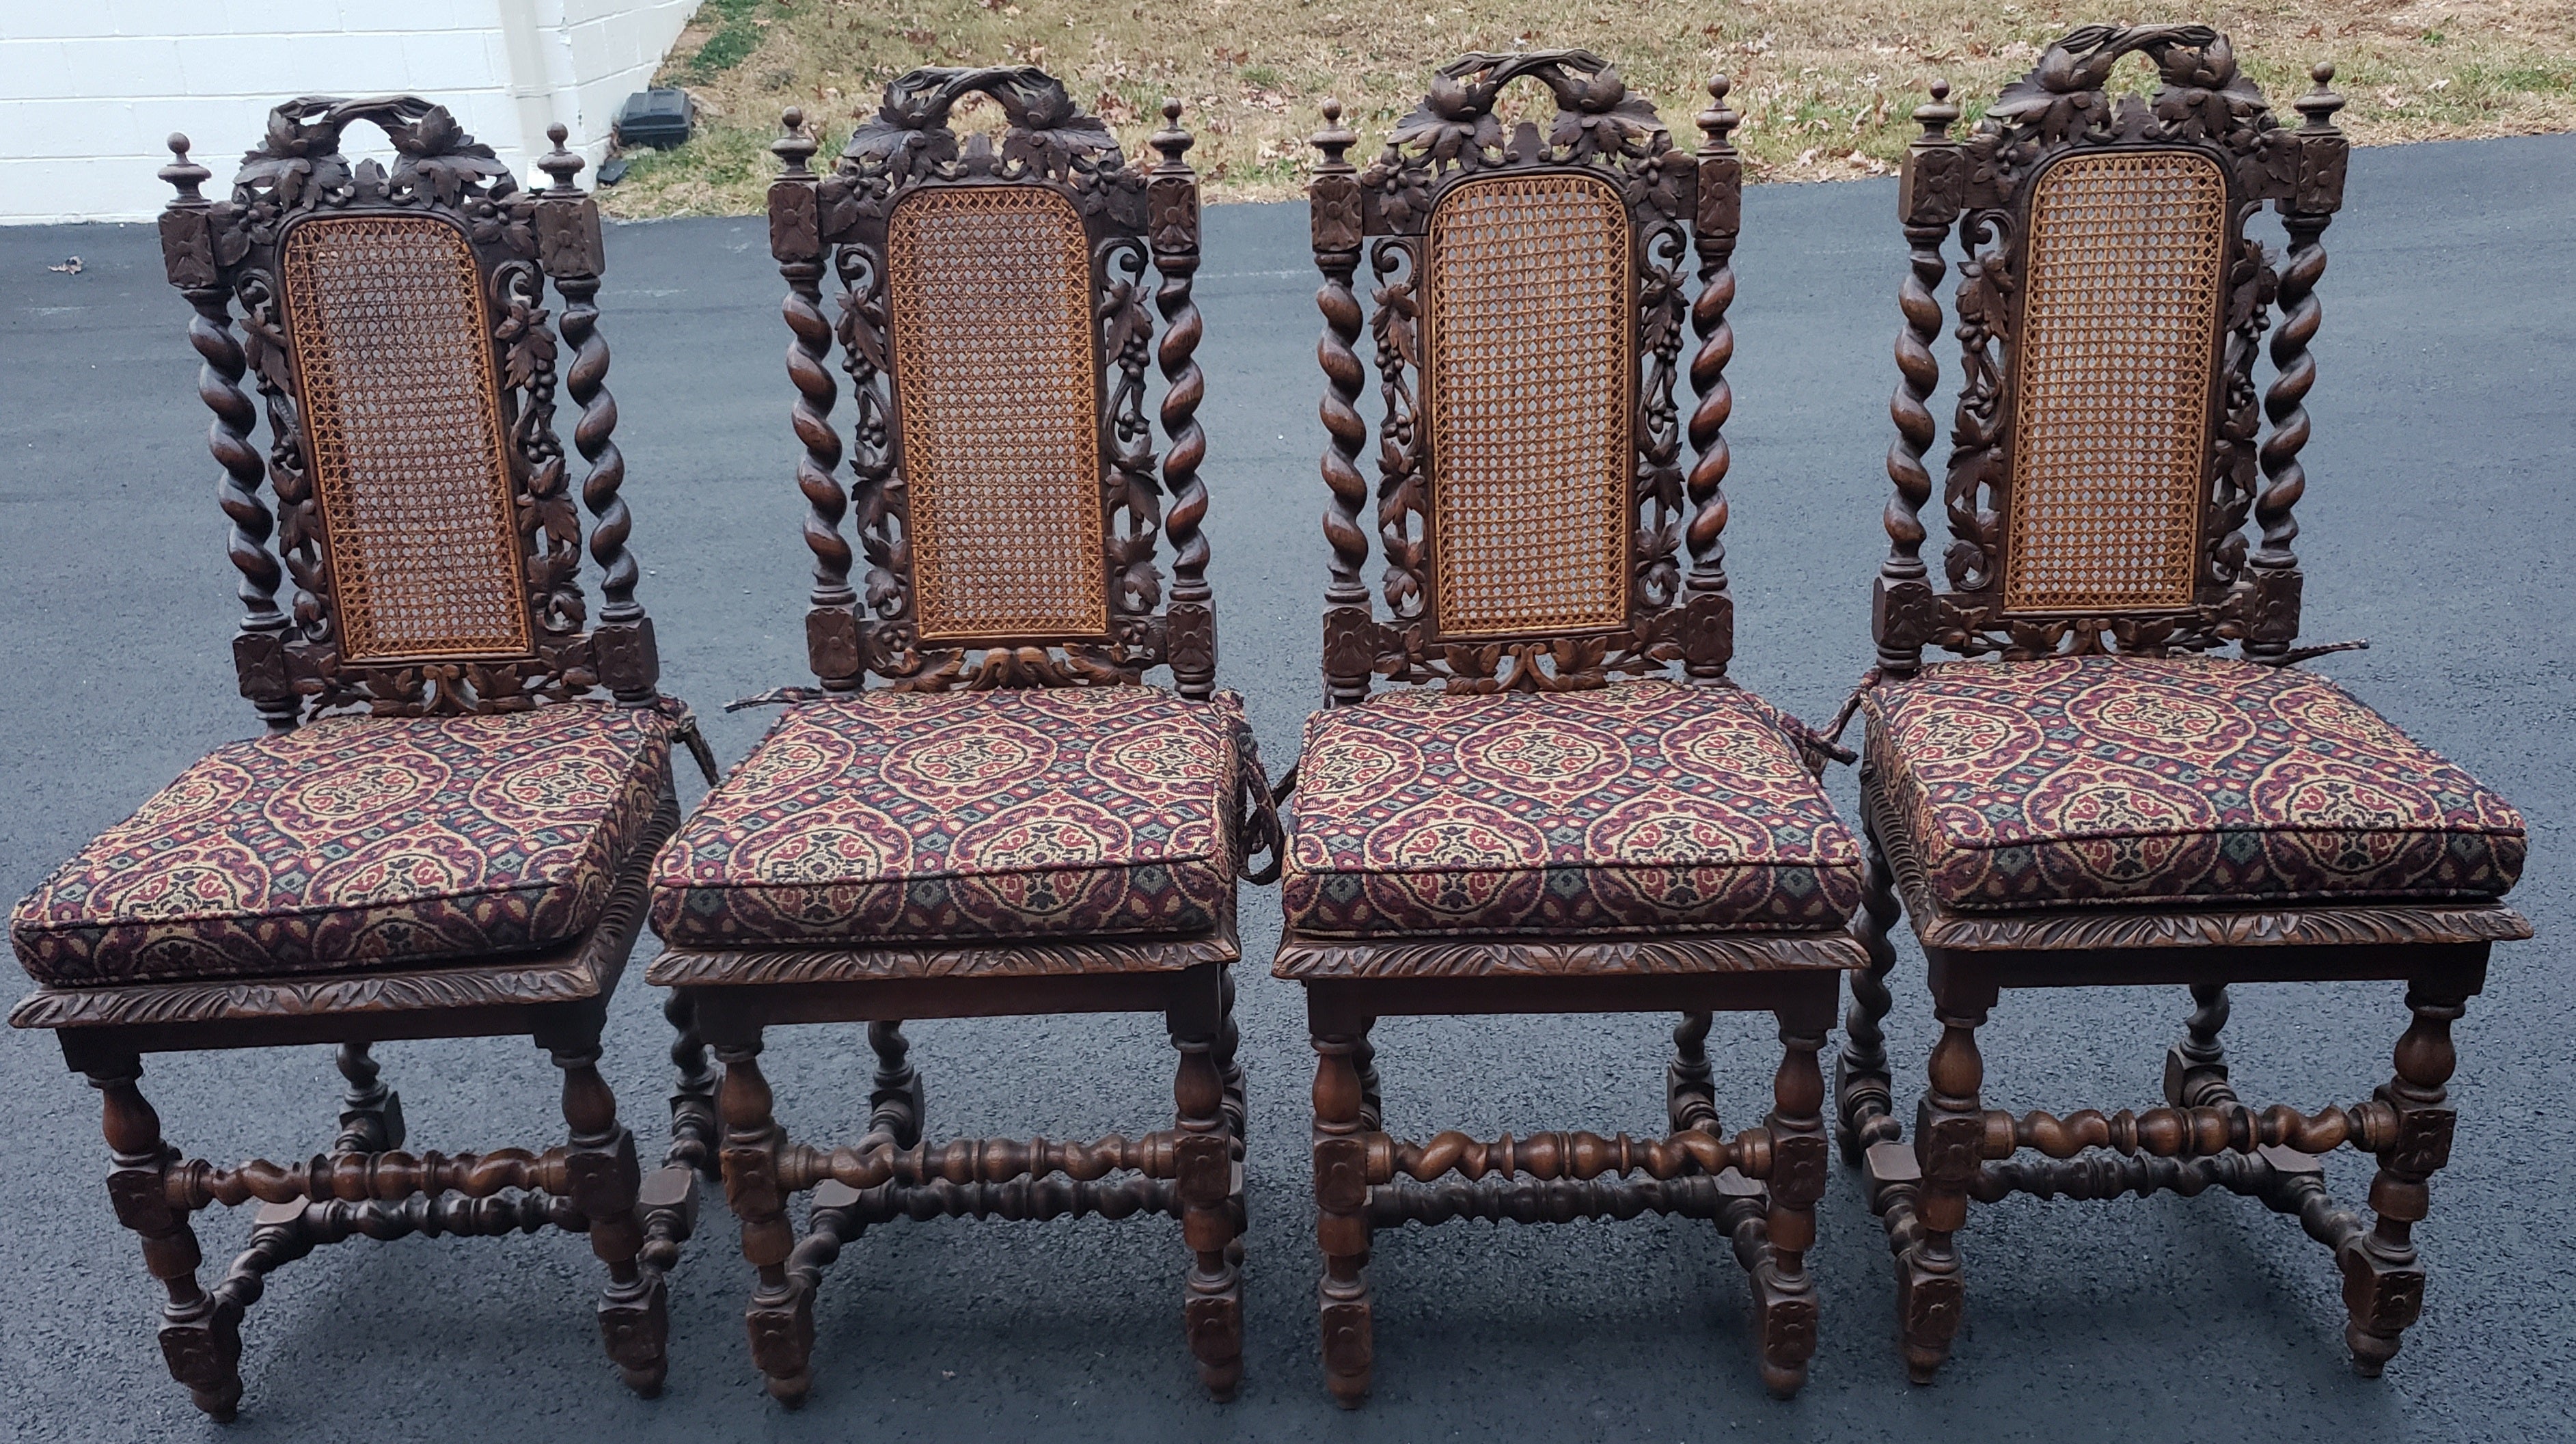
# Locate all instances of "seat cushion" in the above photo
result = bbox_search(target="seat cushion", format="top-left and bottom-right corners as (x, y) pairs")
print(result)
(12, 703), (680, 986)
(1281, 681), (1863, 938)
(648, 688), (1249, 950)
(1862, 655), (2525, 914)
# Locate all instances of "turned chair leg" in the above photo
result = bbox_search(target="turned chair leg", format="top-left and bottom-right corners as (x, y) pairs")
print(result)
(1214, 966), (1248, 1254)
(331, 1041), (405, 1154)
(642, 990), (718, 1272)
(1216, 964), (1248, 1146)
(1170, 994), (1244, 1400)
(1897, 990), (1988, 1384)
(664, 990), (722, 1175)
(1838, 820), (1903, 1161)
(1668, 1012), (1719, 1134)
(1751, 1008), (1828, 1398)
(717, 1037), (814, 1406)
(90, 1057), (242, 1421)
(547, 1035), (667, 1398)
(866, 1020), (926, 1148)
(1311, 1026), (1375, 1407)
(2165, 982), (2236, 1108)
(1352, 1022), (1383, 1134)
(2342, 983), (2469, 1376)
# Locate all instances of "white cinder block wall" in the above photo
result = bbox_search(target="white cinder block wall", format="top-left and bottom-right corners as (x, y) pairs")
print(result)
(0, 0), (700, 223)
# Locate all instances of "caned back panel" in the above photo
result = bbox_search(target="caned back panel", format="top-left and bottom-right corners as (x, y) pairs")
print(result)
(1421, 172), (1634, 640)
(2002, 149), (2228, 614)
(279, 213), (532, 661)
(884, 184), (1108, 642)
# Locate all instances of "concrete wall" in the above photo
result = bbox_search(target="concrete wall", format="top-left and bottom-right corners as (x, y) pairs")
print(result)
(0, 0), (700, 223)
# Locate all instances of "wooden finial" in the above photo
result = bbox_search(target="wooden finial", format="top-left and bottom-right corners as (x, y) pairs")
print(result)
(2296, 62), (2346, 131)
(159, 133), (210, 205)
(536, 122), (586, 193)
(773, 106), (818, 176)
(1916, 79), (1959, 139)
(1151, 97), (1194, 171)
(1311, 98), (1356, 170)
(1697, 73), (1739, 152)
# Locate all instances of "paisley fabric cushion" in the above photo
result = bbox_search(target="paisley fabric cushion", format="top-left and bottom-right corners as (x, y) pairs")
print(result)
(12, 703), (680, 986)
(1863, 656), (2525, 914)
(1281, 681), (1863, 938)
(648, 688), (1248, 949)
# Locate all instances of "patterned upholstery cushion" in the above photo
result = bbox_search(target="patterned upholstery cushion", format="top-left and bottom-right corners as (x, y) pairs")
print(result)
(1863, 656), (2525, 914)
(13, 703), (680, 986)
(1281, 681), (1863, 938)
(648, 688), (1250, 949)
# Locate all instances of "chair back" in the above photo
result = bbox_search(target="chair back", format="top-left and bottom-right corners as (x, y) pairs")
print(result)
(1872, 25), (2351, 670)
(1308, 53), (1745, 702)
(767, 68), (1216, 697)
(158, 97), (657, 727)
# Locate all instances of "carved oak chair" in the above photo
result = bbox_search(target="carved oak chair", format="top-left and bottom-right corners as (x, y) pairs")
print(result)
(5, 100), (720, 1419)
(1283, 55), (1867, 1404)
(1838, 27), (2532, 1382)
(642, 69), (1273, 1406)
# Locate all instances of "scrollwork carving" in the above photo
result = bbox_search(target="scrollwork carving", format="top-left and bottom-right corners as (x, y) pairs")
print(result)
(771, 70), (1209, 694)
(1311, 53), (1727, 698)
(1873, 28), (2345, 670)
(154, 100), (662, 724)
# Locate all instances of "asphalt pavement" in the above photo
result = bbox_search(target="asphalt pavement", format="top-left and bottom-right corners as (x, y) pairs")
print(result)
(1, 129), (2570, 1443)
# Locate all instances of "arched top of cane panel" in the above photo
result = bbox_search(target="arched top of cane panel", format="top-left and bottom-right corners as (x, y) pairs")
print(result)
(1421, 170), (1634, 640)
(279, 213), (532, 662)
(885, 183), (1108, 642)
(2002, 148), (2229, 615)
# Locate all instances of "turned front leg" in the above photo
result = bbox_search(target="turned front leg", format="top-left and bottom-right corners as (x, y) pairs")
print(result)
(717, 1037), (814, 1406)
(1900, 990), (1988, 1383)
(1171, 992), (1244, 1400)
(550, 1038), (666, 1398)
(1311, 1027), (1374, 1407)
(90, 1057), (241, 1421)
(1753, 1005), (1828, 1398)
(2342, 983), (2468, 1376)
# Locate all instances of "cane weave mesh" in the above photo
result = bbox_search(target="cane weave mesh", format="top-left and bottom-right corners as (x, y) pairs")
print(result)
(2001, 150), (2228, 615)
(886, 185), (1108, 642)
(1421, 172), (1633, 640)
(279, 214), (532, 661)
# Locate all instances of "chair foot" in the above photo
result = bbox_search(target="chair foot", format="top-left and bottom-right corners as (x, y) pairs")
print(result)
(2339, 1234), (2425, 1378)
(747, 1276), (817, 1408)
(1894, 1240), (1962, 1383)
(1749, 1259), (1816, 1399)
(1320, 1289), (1373, 1408)
(599, 1269), (670, 1397)
(159, 1298), (245, 1421)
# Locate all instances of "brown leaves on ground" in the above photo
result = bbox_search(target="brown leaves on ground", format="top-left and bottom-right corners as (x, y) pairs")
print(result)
(602, 0), (2576, 215)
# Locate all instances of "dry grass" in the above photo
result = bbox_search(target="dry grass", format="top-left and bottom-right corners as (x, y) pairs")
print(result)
(601, 0), (2576, 215)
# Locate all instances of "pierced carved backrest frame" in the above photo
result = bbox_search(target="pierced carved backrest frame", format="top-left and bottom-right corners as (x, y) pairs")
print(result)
(768, 67), (1218, 698)
(158, 96), (657, 729)
(1309, 53), (1746, 701)
(1873, 26), (2351, 671)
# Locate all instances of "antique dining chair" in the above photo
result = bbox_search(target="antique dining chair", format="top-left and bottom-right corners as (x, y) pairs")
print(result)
(1837, 26), (2531, 1382)
(6, 100), (720, 1419)
(1280, 55), (1868, 1404)
(643, 69), (1273, 1406)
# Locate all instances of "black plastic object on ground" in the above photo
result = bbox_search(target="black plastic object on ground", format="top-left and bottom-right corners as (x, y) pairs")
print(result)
(612, 88), (695, 149)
